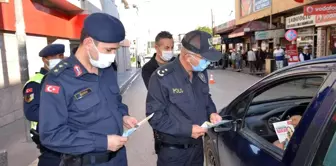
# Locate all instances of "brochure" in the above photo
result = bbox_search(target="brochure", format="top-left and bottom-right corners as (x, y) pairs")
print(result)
(122, 113), (154, 137)
(273, 120), (295, 143)
(201, 120), (233, 129)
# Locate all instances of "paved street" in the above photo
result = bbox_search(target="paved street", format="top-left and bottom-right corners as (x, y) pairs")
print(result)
(123, 69), (260, 166)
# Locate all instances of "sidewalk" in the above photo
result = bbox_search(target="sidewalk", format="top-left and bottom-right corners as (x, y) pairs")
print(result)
(220, 66), (266, 77)
(0, 68), (141, 166)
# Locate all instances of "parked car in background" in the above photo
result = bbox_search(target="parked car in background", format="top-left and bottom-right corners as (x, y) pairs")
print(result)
(205, 55), (336, 166)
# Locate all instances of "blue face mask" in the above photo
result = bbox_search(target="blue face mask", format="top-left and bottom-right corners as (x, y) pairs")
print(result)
(190, 55), (210, 71)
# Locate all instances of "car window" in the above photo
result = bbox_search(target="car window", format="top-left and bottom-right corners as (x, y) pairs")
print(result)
(242, 76), (325, 152)
(252, 77), (324, 103)
(312, 107), (336, 166)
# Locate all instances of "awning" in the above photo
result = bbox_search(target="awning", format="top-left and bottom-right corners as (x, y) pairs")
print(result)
(228, 21), (275, 38)
(214, 20), (236, 35)
(32, 0), (84, 15)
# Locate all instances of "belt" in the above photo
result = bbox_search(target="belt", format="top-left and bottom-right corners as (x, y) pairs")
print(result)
(81, 152), (116, 165)
(161, 142), (197, 149)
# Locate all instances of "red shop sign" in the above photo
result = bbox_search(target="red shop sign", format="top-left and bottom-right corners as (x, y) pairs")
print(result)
(304, 3), (336, 16)
(286, 44), (299, 63)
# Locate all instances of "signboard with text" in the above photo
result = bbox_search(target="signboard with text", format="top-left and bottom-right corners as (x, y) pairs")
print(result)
(255, 29), (285, 40)
(304, 3), (336, 16)
(286, 13), (316, 29)
(316, 14), (336, 26)
(286, 44), (299, 63)
(241, 0), (253, 17)
(254, 0), (271, 12)
(285, 29), (298, 41)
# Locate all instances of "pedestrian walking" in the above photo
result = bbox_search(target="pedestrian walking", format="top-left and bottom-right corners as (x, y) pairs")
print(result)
(39, 13), (138, 166)
(255, 47), (263, 71)
(236, 48), (243, 71)
(146, 30), (223, 166)
(231, 49), (236, 69)
(136, 54), (141, 68)
(23, 44), (64, 166)
(142, 31), (175, 89)
(247, 48), (256, 74)
(274, 44), (285, 70)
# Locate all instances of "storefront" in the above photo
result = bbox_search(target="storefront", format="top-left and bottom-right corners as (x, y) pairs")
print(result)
(214, 20), (236, 53)
(315, 14), (336, 56)
(286, 13), (317, 56)
(255, 29), (285, 51)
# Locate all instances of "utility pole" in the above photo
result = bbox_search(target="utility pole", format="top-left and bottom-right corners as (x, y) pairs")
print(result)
(14, 0), (30, 142)
(211, 9), (214, 36)
(269, 0), (273, 29)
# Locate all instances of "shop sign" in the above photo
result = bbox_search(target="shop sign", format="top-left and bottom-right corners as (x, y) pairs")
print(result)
(215, 20), (235, 32)
(255, 29), (285, 40)
(316, 14), (336, 26)
(297, 27), (314, 36)
(254, 0), (271, 12)
(286, 13), (316, 29)
(317, 28), (327, 57)
(304, 3), (336, 16)
(285, 29), (298, 41)
(286, 44), (299, 63)
(241, 0), (253, 17)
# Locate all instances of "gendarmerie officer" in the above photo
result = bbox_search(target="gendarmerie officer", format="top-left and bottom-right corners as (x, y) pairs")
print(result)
(146, 30), (223, 166)
(39, 13), (138, 166)
(23, 44), (64, 166)
(142, 31), (175, 89)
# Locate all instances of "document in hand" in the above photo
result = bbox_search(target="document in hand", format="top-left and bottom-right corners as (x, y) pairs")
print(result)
(201, 120), (233, 129)
(122, 113), (154, 137)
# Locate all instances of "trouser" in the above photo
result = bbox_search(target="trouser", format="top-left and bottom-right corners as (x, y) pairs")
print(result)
(157, 143), (204, 166)
(256, 60), (262, 71)
(249, 61), (256, 73)
(276, 60), (284, 70)
(38, 151), (61, 166)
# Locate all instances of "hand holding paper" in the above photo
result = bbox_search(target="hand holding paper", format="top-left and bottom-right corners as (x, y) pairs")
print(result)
(201, 120), (233, 129)
(122, 113), (154, 137)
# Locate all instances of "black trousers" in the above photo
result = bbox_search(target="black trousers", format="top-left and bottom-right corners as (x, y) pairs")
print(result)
(157, 144), (204, 166)
(38, 151), (61, 166)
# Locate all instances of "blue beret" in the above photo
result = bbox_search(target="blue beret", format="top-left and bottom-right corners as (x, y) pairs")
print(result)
(39, 44), (65, 57)
(83, 13), (125, 43)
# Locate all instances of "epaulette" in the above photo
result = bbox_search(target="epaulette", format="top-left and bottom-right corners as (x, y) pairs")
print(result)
(156, 66), (174, 78)
(50, 61), (71, 77)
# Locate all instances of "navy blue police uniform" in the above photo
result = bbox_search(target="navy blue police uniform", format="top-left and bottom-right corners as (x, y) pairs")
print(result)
(39, 13), (129, 166)
(146, 30), (222, 166)
(23, 44), (65, 166)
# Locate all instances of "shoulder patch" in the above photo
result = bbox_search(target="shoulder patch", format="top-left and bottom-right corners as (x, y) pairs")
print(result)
(50, 61), (70, 76)
(156, 68), (174, 77)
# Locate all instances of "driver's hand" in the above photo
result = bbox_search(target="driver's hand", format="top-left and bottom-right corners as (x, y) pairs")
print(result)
(290, 115), (302, 127)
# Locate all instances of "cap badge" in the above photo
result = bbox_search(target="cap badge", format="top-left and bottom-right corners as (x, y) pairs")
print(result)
(198, 72), (206, 83)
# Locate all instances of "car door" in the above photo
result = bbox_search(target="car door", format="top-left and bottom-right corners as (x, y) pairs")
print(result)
(216, 66), (331, 166)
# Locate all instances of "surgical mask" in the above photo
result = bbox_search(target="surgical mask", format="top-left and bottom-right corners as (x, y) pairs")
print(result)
(189, 55), (210, 72)
(48, 59), (62, 69)
(89, 43), (115, 68)
(161, 51), (174, 61)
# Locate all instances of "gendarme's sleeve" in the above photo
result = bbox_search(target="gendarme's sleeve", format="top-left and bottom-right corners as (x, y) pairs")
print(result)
(39, 75), (107, 155)
(146, 75), (192, 137)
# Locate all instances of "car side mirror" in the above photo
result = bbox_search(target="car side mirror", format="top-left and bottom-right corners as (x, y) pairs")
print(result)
(214, 116), (234, 133)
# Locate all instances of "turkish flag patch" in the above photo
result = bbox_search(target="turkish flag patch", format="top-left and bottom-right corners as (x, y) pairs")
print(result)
(74, 65), (82, 77)
(45, 85), (60, 94)
(25, 88), (33, 94)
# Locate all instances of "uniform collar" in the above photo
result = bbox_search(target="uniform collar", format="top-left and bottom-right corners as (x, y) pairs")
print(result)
(39, 68), (48, 75)
(67, 47), (103, 79)
(174, 56), (190, 81)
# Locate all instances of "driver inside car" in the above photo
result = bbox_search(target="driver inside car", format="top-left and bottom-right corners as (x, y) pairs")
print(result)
(273, 115), (302, 150)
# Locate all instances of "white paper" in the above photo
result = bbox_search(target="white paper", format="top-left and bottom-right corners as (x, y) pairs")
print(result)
(273, 120), (295, 143)
(122, 113), (154, 137)
(201, 120), (232, 129)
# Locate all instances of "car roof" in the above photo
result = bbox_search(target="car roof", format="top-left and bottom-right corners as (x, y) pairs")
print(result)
(263, 55), (336, 80)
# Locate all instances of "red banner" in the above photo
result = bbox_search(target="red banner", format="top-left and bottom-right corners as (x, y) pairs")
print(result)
(286, 44), (299, 63)
(294, 0), (304, 3)
(304, 3), (336, 16)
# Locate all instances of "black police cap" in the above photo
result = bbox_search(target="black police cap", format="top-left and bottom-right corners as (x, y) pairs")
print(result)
(182, 30), (222, 62)
(83, 13), (125, 43)
(39, 44), (65, 57)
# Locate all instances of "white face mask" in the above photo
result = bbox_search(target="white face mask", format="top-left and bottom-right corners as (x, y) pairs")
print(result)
(89, 43), (115, 69)
(48, 59), (62, 70)
(161, 50), (174, 61)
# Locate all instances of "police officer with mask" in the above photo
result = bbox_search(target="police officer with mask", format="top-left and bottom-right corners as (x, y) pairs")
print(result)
(146, 30), (223, 166)
(23, 44), (64, 166)
(142, 31), (175, 89)
(39, 13), (138, 166)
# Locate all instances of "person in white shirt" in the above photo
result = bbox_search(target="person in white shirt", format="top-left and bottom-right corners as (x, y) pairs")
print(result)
(247, 49), (256, 73)
(273, 44), (285, 70)
(299, 46), (312, 62)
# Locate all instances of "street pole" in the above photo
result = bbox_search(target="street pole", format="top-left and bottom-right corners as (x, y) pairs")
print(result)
(269, 0), (273, 29)
(211, 9), (214, 36)
(14, 0), (31, 142)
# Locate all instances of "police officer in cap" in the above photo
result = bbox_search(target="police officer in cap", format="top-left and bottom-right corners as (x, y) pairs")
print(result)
(23, 44), (65, 166)
(39, 13), (138, 166)
(146, 30), (223, 166)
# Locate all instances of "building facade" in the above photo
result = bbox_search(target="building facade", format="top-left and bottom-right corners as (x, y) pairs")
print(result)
(0, 0), (131, 128)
